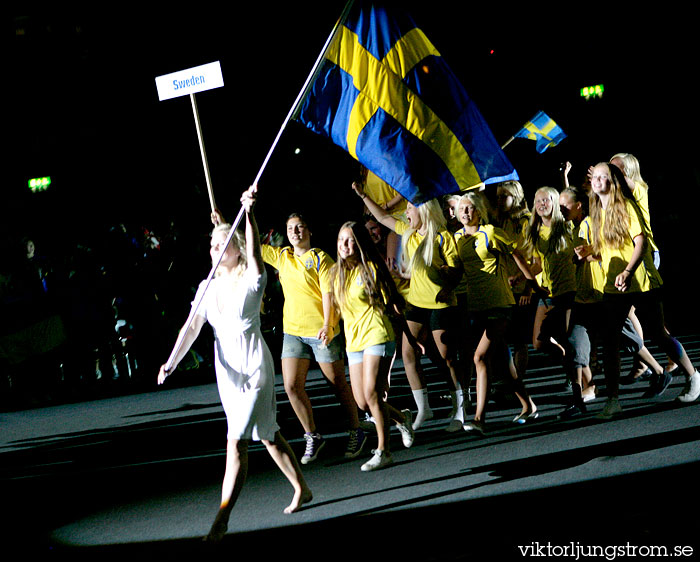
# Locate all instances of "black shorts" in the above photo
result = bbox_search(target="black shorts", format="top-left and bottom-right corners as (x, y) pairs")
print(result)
(404, 303), (459, 332)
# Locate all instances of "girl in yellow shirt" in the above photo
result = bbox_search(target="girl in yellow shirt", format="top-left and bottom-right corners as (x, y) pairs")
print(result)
(525, 187), (577, 360)
(609, 153), (674, 381)
(259, 212), (363, 462)
(495, 180), (535, 381)
(455, 192), (540, 433)
(582, 163), (699, 418)
(328, 222), (417, 471)
(352, 182), (469, 432)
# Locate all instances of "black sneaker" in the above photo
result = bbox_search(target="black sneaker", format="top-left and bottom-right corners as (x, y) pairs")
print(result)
(558, 402), (586, 419)
(301, 432), (325, 464)
(643, 371), (673, 398)
(345, 428), (368, 458)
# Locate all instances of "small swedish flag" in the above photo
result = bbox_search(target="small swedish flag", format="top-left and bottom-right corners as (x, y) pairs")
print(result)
(513, 111), (567, 153)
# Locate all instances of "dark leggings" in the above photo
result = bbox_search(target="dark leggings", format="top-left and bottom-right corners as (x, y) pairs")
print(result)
(602, 290), (686, 397)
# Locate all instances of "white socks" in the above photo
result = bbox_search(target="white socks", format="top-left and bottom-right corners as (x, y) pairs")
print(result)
(411, 388), (433, 429)
(451, 389), (468, 423)
(411, 388), (471, 429)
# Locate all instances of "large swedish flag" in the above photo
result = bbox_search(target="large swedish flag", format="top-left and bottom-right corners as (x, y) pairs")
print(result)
(294, 0), (518, 205)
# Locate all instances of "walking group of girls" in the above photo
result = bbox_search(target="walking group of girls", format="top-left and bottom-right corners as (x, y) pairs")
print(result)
(155, 153), (699, 542)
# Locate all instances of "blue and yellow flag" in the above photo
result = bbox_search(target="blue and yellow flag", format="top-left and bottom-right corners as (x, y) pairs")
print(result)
(513, 111), (567, 153)
(294, 0), (518, 205)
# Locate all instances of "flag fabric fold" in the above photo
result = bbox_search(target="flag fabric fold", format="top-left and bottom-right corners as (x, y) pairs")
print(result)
(294, 0), (518, 205)
(513, 111), (567, 153)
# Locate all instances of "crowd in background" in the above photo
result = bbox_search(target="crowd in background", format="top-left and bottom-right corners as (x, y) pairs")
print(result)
(2, 154), (698, 419)
(0, 220), (219, 409)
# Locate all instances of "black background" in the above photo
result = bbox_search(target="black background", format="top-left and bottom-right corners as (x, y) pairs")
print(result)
(7, 3), (698, 307)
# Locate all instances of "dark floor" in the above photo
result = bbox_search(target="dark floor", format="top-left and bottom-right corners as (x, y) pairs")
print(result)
(2, 336), (699, 561)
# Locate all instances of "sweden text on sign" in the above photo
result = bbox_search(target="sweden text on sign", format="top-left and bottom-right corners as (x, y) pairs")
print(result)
(155, 61), (224, 101)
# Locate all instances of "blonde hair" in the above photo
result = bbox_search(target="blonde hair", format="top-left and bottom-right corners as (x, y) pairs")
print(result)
(611, 152), (648, 191)
(497, 180), (530, 219)
(330, 221), (400, 313)
(459, 191), (490, 225)
(400, 199), (446, 273)
(527, 187), (571, 255)
(589, 163), (634, 253)
(212, 223), (247, 277)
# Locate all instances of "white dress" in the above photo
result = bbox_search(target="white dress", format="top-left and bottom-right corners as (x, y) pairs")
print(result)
(193, 268), (279, 441)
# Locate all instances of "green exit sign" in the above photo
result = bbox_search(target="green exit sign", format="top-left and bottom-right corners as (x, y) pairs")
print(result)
(581, 84), (604, 100)
(28, 177), (51, 193)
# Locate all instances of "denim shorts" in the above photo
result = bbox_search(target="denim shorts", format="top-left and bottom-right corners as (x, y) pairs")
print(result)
(281, 333), (344, 363)
(346, 340), (396, 366)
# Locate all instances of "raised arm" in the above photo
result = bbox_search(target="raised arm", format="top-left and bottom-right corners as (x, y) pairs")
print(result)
(352, 181), (398, 232)
(241, 185), (263, 276)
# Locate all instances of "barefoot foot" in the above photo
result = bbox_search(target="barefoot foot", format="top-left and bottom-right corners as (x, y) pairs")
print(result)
(284, 488), (312, 514)
(204, 510), (230, 543)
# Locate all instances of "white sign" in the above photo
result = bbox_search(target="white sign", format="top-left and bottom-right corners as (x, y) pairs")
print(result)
(155, 61), (224, 101)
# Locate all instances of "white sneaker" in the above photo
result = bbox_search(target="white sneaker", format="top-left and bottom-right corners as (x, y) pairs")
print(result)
(677, 371), (700, 403)
(361, 449), (393, 472)
(396, 409), (415, 448)
(463, 420), (486, 435)
(596, 397), (622, 420)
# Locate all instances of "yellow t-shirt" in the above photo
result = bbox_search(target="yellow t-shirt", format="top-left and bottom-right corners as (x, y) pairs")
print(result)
(451, 228), (468, 297)
(499, 212), (531, 295)
(456, 224), (516, 311)
(394, 221), (460, 309)
(599, 200), (663, 294)
(365, 171), (407, 218)
(531, 222), (577, 298)
(575, 217), (604, 304)
(261, 245), (338, 338)
(632, 181), (658, 253)
(334, 263), (394, 352)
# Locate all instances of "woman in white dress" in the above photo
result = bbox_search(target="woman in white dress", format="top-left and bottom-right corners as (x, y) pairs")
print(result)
(158, 185), (311, 542)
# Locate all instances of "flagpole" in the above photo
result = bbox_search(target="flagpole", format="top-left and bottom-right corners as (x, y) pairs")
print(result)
(252, 0), (356, 186)
(501, 136), (515, 149)
(163, 0), (356, 376)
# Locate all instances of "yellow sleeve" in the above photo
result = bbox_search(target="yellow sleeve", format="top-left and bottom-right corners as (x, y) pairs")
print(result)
(316, 250), (336, 294)
(491, 226), (516, 254)
(394, 219), (408, 236)
(626, 200), (644, 240)
(439, 230), (461, 269)
(261, 244), (281, 267)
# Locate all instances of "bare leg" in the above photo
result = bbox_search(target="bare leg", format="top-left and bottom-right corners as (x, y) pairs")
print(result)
(489, 318), (536, 417)
(532, 303), (566, 358)
(581, 365), (593, 389)
(403, 322), (434, 429)
(431, 329), (469, 391)
(402, 321), (427, 391)
(263, 432), (312, 514)
(205, 439), (248, 543)
(318, 359), (359, 429)
(361, 355), (392, 452)
(513, 342), (529, 379)
(532, 304), (549, 352)
(472, 329), (490, 424)
(282, 357), (315, 433)
(636, 346), (664, 377)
